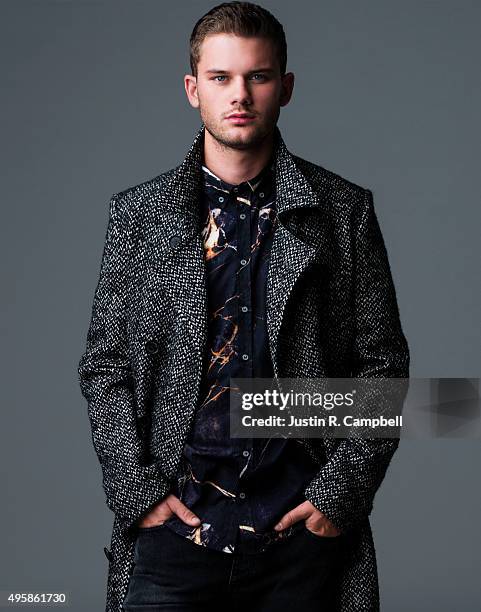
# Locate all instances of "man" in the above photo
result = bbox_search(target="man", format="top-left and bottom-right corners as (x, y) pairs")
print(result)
(78, 2), (410, 611)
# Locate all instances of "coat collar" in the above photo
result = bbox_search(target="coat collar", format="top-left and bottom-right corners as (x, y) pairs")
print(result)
(158, 122), (326, 230)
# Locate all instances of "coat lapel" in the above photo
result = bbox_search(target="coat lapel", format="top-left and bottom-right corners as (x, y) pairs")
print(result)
(143, 126), (208, 370)
(265, 132), (332, 379)
(145, 122), (332, 384)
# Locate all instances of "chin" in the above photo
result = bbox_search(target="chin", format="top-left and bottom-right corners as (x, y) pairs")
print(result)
(224, 126), (267, 148)
(204, 120), (267, 150)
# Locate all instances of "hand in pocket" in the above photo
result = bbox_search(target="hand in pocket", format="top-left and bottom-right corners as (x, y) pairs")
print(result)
(136, 494), (201, 529)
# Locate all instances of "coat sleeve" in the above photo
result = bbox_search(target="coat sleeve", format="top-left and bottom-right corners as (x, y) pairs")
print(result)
(303, 188), (410, 534)
(77, 194), (170, 532)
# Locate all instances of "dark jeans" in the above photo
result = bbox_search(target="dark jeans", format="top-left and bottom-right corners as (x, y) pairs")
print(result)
(122, 523), (346, 611)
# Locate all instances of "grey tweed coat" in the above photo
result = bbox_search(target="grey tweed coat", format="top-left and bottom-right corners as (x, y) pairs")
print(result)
(78, 122), (410, 611)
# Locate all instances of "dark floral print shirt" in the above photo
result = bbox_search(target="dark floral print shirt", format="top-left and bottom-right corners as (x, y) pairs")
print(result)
(162, 152), (320, 554)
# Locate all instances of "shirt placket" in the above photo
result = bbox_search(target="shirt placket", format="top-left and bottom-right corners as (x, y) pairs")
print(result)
(233, 184), (258, 541)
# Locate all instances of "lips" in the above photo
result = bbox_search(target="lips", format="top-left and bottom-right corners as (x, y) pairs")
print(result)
(226, 114), (256, 124)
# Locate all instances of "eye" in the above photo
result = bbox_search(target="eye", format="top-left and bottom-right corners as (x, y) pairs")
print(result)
(213, 75), (227, 82)
(251, 73), (267, 81)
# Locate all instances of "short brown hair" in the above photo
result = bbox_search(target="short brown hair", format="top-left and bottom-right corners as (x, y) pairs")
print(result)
(189, 1), (287, 78)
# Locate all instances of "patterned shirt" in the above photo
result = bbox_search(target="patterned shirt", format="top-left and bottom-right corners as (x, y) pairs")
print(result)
(162, 150), (320, 553)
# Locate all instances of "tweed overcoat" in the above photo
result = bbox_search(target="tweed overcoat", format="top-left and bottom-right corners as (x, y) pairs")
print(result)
(78, 123), (410, 612)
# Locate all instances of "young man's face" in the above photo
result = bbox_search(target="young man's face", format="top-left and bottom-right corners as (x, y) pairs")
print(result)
(185, 33), (294, 150)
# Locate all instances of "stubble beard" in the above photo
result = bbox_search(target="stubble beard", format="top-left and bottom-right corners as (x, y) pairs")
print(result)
(201, 112), (275, 152)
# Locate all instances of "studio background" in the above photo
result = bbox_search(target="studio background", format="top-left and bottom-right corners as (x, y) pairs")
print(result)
(1, 1), (480, 610)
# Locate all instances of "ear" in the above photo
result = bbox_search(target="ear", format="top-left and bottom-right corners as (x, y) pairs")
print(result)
(184, 74), (200, 109)
(280, 72), (295, 107)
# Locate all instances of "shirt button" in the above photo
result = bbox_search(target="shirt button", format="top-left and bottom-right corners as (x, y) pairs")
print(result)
(241, 306), (248, 313)
(233, 187), (239, 193)
(242, 354), (249, 361)
(239, 492), (246, 499)
(259, 192), (265, 198)
(169, 235), (181, 248)
(242, 450), (250, 457)
(218, 196), (224, 203)
(240, 259), (247, 266)
(239, 213), (246, 220)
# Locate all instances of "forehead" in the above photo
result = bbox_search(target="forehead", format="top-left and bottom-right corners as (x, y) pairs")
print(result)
(198, 33), (277, 69)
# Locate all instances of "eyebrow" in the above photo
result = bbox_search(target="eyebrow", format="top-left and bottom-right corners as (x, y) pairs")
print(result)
(205, 68), (276, 75)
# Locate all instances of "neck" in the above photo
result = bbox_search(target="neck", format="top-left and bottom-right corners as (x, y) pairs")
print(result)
(202, 127), (275, 185)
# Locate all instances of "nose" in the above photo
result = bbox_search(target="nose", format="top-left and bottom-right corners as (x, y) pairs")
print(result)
(230, 77), (253, 107)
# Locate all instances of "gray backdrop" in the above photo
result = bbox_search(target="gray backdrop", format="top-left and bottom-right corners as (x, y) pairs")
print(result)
(1, 1), (480, 610)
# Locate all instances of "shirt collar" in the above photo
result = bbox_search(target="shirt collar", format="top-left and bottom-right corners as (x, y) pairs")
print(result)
(200, 154), (275, 199)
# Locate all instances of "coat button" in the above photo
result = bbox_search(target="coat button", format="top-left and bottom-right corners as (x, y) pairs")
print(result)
(103, 546), (113, 562)
(145, 340), (158, 354)
(169, 235), (181, 248)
